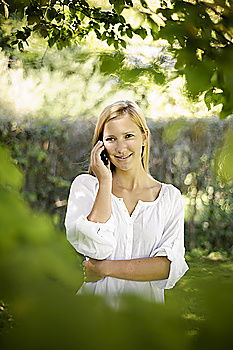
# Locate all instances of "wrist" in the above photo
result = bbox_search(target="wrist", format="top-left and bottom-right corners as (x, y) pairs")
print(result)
(99, 179), (112, 191)
(98, 177), (112, 186)
(101, 260), (111, 277)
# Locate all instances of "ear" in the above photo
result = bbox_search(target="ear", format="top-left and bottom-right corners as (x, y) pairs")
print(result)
(142, 129), (148, 146)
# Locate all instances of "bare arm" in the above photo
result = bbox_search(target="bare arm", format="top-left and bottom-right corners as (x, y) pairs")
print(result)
(87, 180), (112, 223)
(83, 257), (171, 282)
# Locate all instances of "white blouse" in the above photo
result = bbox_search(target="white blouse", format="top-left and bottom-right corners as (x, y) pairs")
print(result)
(65, 173), (189, 306)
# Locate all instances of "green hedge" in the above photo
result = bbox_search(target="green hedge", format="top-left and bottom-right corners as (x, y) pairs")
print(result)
(0, 115), (232, 252)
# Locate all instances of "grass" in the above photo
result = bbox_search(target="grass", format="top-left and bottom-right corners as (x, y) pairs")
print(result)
(165, 254), (233, 321)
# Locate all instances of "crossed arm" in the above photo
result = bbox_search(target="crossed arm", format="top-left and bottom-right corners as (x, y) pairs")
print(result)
(82, 180), (171, 282)
(82, 256), (171, 283)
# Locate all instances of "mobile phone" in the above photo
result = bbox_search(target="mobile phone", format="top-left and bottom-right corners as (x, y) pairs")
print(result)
(100, 148), (109, 166)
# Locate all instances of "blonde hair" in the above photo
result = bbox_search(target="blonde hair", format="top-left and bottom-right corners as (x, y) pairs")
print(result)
(88, 100), (151, 175)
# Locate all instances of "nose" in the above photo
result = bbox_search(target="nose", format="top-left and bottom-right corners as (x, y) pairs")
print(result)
(115, 140), (127, 154)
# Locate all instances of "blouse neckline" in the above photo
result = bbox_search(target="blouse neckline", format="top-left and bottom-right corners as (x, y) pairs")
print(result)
(111, 182), (166, 207)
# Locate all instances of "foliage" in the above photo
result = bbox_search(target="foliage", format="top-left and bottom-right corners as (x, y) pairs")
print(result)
(1, 0), (233, 118)
(0, 300), (14, 334)
(0, 115), (232, 252)
(154, 0), (233, 119)
(0, 0), (146, 51)
(214, 127), (233, 183)
(0, 143), (83, 309)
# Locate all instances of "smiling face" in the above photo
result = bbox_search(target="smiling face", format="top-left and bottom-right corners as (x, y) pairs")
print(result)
(102, 114), (147, 171)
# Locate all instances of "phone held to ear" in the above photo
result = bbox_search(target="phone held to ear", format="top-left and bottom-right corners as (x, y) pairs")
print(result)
(100, 148), (109, 166)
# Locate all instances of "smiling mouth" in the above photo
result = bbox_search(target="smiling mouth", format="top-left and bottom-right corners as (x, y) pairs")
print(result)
(114, 153), (133, 160)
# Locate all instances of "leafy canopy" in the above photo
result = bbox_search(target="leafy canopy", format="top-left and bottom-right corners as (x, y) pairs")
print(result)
(0, 0), (147, 51)
(156, 0), (233, 119)
(1, 0), (233, 118)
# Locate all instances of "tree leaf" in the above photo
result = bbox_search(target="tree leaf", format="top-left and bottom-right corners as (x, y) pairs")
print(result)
(126, 28), (133, 38)
(133, 27), (147, 39)
(99, 53), (124, 74)
(111, 0), (125, 15)
(46, 8), (57, 21)
(204, 89), (225, 110)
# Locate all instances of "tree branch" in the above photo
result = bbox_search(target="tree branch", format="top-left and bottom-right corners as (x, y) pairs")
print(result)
(0, 0), (9, 19)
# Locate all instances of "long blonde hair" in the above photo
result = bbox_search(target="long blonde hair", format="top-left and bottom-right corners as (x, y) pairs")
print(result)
(88, 100), (151, 175)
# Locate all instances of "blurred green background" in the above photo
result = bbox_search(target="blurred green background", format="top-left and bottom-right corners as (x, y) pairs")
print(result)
(0, 1), (233, 349)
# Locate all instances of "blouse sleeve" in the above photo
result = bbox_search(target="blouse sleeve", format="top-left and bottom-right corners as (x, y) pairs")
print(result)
(64, 174), (117, 260)
(150, 186), (189, 289)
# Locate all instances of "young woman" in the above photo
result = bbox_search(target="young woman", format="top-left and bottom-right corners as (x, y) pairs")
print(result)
(65, 100), (189, 307)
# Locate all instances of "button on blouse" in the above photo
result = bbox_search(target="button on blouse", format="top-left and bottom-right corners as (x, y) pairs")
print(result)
(65, 173), (189, 304)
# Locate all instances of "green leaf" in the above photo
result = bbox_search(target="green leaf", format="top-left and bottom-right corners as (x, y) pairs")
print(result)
(147, 16), (158, 40)
(120, 39), (126, 48)
(151, 70), (165, 85)
(119, 15), (126, 23)
(219, 101), (233, 119)
(94, 29), (101, 40)
(18, 41), (24, 51)
(27, 14), (40, 25)
(112, 0), (125, 15)
(16, 31), (25, 40)
(140, 0), (148, 8)
(119, 68), (142, 83)
(126, 28), (133, 38)
(101, 31), (108, 40)
(46, 8), (57, 21)
(104, 22), (110, 30)
(79, 12), (85, 20)
(48, 37), (56, 48)
(92, 22), (100, 30)
(204, 89), (225, 110)
(107, 37), (113, 46)
(159, 21), (186, 46)
(134, 27), (147, 39)
(114, 40), (119, 49)
(99, 53), (124, 74)
(185, 60), (213, 98)
(11, 40), (18, 46)
(39, 27), (49, 38)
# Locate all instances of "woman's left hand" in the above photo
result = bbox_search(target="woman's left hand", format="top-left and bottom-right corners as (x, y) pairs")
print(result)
(82, 258), (106, 282)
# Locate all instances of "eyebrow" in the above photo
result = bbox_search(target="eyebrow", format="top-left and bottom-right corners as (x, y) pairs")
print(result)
(104, 131), (135, 137)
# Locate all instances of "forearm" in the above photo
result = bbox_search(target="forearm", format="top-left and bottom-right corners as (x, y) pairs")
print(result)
(103, 257), (171, 282)
(87, 180), (112, 223)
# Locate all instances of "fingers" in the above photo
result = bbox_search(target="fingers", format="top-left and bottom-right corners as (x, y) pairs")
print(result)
(91, 140), (104, 157)
(93, 141), (104, 164)
(82, 262), (87, 281)
(82, 260), (91, 276)
(82, 259), (91, 267)
(82, 260), (104, 283)
(90, 140), (104, 169)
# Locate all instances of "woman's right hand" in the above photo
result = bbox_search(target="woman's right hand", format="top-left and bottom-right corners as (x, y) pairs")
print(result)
(90, 140), (112, 182)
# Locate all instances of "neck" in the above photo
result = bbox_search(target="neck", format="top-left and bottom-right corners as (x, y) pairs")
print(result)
(113, 164), (149, 191)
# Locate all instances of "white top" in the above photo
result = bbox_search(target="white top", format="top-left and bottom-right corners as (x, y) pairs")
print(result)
(65, 173), (189, 305)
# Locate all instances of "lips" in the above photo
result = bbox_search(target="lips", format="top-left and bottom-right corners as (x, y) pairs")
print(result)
(114, 153), (133, 160)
